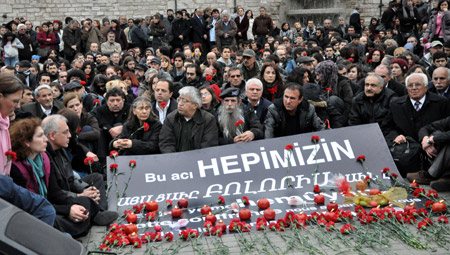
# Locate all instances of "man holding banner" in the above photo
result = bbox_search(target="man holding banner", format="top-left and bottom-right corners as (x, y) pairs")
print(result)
(264, 83), (324, 138)
(159, 86), (218, 153)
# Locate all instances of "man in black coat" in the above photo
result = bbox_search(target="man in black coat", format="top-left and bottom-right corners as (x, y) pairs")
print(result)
(381, 2), (399, 31)
(217, 88), (263, 145)
(179, 64), (206, 88)
(428, 67), (450, 99)
(349, 74), (397, 126)
(130, 19), (147, 54)
(93, 88), (130, 159)
(349, 5), (362, 34)
(17, 24), (33, 61)
(171, 11), (190, 50)
(413, 116), (450, 191)
(190, 8), (209, 52)
(62, 20), (81, 62)
(382, 73), (450, 176)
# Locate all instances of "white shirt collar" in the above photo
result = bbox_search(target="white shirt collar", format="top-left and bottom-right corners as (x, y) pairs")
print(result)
(156, 100), (171, 123)
(410, 94), (426, 110)
(40, 103), (52, 116)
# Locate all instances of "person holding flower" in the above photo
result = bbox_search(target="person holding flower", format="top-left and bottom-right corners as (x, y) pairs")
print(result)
(110, 97), (162, 155)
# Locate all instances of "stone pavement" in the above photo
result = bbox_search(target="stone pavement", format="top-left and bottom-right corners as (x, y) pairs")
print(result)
(79, 186), (450, 255)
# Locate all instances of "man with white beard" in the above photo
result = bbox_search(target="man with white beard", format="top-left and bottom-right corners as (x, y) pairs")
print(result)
(218, 88), (263, 145)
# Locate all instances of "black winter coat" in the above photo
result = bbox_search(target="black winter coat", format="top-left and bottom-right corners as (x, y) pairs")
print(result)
(348, 88), (397, 126)
(110, 118), (162, 155)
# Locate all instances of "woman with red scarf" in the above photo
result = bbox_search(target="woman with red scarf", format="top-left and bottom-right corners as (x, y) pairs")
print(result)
(259, 62), (284, 102)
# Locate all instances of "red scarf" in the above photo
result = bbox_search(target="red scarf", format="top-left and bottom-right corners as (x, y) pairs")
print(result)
(267, 83), (278, 102)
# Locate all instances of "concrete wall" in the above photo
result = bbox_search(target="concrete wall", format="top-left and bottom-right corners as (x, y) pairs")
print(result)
(1, 0), (384, 28)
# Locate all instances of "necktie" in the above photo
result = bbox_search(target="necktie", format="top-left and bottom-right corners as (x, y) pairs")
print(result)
(414, 101), (421, 111)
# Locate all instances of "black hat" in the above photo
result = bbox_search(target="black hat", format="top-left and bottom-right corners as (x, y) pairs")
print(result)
(135, 64), (147, 71)
(150, 57), (161, 65)
(64, 81), (83, 92)
(219, 87), (240, 99)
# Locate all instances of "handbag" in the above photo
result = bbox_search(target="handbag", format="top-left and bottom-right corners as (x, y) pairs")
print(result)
(389, 136), (422, 177)
(37, 46), (51, 57)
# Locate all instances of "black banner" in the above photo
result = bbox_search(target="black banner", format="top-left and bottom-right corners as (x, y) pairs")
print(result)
(107, 124), (420, 233)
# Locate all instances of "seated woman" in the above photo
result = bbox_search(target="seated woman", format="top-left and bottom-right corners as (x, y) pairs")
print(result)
(9, 118), (112, 238)
(259, 62), (285, 102)
(110, 97), (162, 155)
(63, 92), (100, 152)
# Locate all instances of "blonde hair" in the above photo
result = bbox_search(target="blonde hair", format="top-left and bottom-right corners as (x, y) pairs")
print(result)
(106, 79), (128, 94)
(393, 47), (407, 58)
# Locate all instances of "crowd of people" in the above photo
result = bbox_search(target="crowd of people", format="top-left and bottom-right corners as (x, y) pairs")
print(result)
(2, 0), (450, 238)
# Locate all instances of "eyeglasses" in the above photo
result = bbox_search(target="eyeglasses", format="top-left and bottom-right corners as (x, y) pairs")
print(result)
(201, 92), (210, 97)
(230, 75), (241, 78)
(177, 97), (192, 104)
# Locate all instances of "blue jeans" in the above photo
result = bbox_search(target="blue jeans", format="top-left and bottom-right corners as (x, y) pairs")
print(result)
(0, 175), (56, 226)
(4, 56), (19, 67)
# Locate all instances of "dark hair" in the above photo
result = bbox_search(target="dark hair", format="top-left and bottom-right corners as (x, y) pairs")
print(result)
(67, 69), (87, 83)
(199, 85), (219, 106)
(156, 79), (174, 93)
(284, 82), (303, 99)
(105, 87), (126, 101)
(173, 52), (185, 61)
(438, 0), (450, 11)
(57, 108), (80, 133)
(260, 62), (283, 84)
(433, 51), (448, 61)
(10, 118), (42, 161)
(185, 64), (202, 77)
(2, 31), (16, 45)
(287, 67), (311, 85)
(245, 10), (253, 19)
(91, 74), (108, 94)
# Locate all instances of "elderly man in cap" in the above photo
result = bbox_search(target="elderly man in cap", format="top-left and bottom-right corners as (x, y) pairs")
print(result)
(240, 49), (261, 81)
(215, 10), (237, 49)
(101, 31), (122, 56)
(21, 84), (64, 119)
(419, 40), (444, 69)
(134, 64), (147, 83)
(159, 86), (218, 153)
(265, 83), (324, 138)
(217, 87), (263, 144)
(149, 57), (172, 80)
(296, 56), (315, 72)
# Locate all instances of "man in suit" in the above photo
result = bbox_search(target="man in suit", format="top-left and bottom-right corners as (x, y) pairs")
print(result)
(152, 79), (178, 123)
(190, 8), (208, 53)
(428, 67), (450, 99)
(21, 85), (64, 119)
(382, 73), (450, 175)
(349, 5), (362, 34)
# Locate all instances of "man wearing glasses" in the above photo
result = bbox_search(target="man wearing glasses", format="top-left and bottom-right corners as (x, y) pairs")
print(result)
(382, 73), (450, 178)
(221, 66), (246, 99)
(180, 64), (204, 88)
(159, 86), (218, 153)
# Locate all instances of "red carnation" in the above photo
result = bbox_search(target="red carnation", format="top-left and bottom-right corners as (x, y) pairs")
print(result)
(160, 101), (167, 108)
(348, 58), (354, 62)
(259, 49), (264, 53)
(313, 185), (320, 193)
(5, 150), (17, 161)
(93, 99), (101, 105)
(80, 80), (86, 85)
(235, 120), (244, 127)
(325, 88), (332, 94)
(285, 144), (294, 151)
(129, 160), (137, 167)
(242, 196), (249, 205)
(206, 75), (212, 81)
(48, 34), (51, 38)
(110, 150), (119, 158)
(368, 59), (372, 63)
(143, 122), (149, 132)
(110, 163), (118, 170)
(382, 167), (390, 174)
(423, 38), (427, 43)
(86, 74), (90, 79)
(311, 135), (320, 143)
(166, 199), (173, 207)
(164, 232), (174, 241)
(302, 52), (307, 56)
(84, 157), (94, 165)
(356, 155), (365, 162)
(218, 195), (225, 204)
(213, 69), (217, 74)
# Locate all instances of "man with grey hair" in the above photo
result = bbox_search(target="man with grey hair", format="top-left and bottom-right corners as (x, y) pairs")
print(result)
(243, 78), (272, 124)
(348, 74), (397, 126)
(374, 64), (407, 96)
(382, 73), (450, 177)
(43, 114), (118, 226)
(429, 67), (450, 99)
(21, 84), (63, 119)
(159, 86), (218, 153)
(17, 23), (33, 61)
(215, 10), (238, 49)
